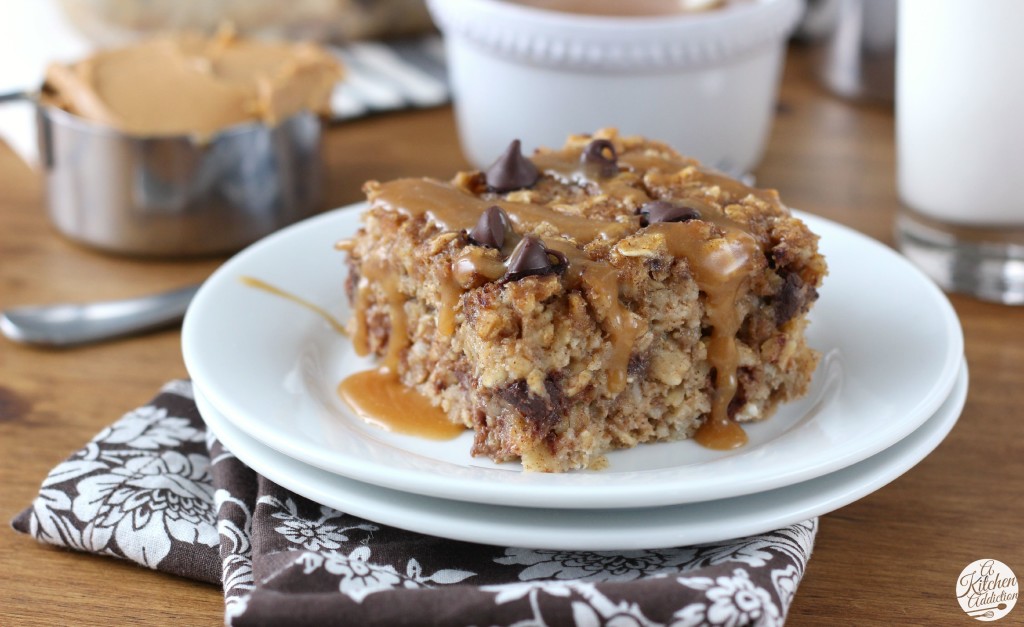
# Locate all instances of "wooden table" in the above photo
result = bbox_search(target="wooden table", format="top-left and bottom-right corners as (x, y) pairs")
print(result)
(1, 45), (1021, 626)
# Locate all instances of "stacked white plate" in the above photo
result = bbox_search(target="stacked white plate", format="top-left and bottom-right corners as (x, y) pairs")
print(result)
(183, 204), (966, 550)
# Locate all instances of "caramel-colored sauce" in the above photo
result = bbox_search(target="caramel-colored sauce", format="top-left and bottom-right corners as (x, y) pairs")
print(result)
(352, 257), (408, 372)
(239, 275), (347, 336)
(545, 238), (646, 394)
(373, 178), (633, 243)
(437, 269), (461, 337)
(584, 265), (647, 393)
(532, 152), (652, 207)
(694, 169), (780, 205)
(453, 247), (507, 288)
(617, 153), (700, 173)
(352, 138), (785, 450)
(337, 369), (464, 440)
(651, 222), (758, 450)
(694, 413), (749, 449)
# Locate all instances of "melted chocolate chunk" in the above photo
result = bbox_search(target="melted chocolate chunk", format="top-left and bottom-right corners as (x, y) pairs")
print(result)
(581, 139), (618, 178)
(504, 235), (564, 281)
(638, 200), (702, 227)
(485, 139), (540, 193)
(775, 272), (817, 324)
(497, 378), (565, 433)
(727, 381), (748, 417)
(468, 205), (510, 249)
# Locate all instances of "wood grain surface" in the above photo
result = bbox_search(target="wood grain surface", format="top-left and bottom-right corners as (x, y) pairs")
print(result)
(1, 45), (1021, 626)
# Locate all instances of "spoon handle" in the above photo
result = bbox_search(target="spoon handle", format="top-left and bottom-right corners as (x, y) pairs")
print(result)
(1, 284), (200, 347)
(0, 90), (32, 105)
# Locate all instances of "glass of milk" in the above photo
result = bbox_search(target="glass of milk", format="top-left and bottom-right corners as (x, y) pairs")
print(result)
(895, 0), (1024, 304)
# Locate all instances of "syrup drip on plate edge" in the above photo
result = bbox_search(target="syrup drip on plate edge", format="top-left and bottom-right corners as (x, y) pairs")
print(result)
(239, 275), (462, 441)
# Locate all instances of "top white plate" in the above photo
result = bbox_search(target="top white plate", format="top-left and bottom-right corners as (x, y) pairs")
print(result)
(183, 204), (964, 509)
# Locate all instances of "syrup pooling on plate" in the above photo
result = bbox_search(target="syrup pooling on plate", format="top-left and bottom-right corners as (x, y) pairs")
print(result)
(337, 369), (463, 440)
(239, 275), (456, 438)
(349, 135), (786, 450)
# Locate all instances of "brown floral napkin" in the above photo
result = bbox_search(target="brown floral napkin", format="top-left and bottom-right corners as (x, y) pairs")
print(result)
(12, 381), (816, 626)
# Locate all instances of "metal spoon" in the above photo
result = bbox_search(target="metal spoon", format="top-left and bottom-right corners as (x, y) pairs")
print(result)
(1, 284), (200, 347)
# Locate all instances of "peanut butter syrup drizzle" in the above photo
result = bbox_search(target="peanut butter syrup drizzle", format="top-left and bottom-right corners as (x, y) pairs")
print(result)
(374, 178), (637, 242)
(239, 276), (348, 336)
(649, 223), (757, 449)
(453, 247), (507, 287)
(543, 239), (647, 394)
(337, 369), (464, 440)
(352, 256), (408, 372)
(357, 145), (777, 448)
(531, 152), (652, 208)
(436, 272), (461, 336)
(371, 178), (643, 388)
(618, 153), (780, 206)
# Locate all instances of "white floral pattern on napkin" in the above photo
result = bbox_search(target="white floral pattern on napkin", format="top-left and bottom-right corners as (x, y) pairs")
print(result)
(13, 381), (816, 626)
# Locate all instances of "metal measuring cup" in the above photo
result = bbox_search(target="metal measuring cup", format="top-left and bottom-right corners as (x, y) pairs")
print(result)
(2, 90), (325, 257)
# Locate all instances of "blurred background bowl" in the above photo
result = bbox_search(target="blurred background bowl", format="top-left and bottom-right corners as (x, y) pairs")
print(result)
(427, 0), (803, 175)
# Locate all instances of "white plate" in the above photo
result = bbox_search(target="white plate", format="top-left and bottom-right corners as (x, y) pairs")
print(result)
(183, 204), (964, 509)
(195, 361), (968, 550)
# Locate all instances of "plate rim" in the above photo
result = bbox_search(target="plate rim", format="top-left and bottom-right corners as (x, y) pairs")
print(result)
(183, 203), (965, 508)
(193, 361), (968, 550)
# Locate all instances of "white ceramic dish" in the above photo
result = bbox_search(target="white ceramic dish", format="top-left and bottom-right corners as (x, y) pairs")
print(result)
(182, 203), (964, 509)
(196, 361), (967, 550)
(426, 0), (803, 174)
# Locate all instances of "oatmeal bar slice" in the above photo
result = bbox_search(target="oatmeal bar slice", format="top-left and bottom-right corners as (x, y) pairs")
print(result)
(343, 129), (826, 472)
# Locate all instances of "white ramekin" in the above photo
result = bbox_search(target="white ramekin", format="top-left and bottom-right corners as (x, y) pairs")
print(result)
(427, 0), (803, 175)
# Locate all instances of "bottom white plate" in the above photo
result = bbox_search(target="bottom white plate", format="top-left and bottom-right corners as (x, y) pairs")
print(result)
(195, 360), (967, 550)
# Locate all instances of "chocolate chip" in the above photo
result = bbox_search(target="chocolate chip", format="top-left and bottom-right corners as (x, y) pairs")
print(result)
(468, 205), (510, 249)
(485, 139), (540, 193)
(638, 200), (702, 227)
(774, 272), (817, 325)
(727, 381), (748, 417)
(504, 235), (563, 281)
(581, 139), (618, 178)
(497, 378), (564, 433)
